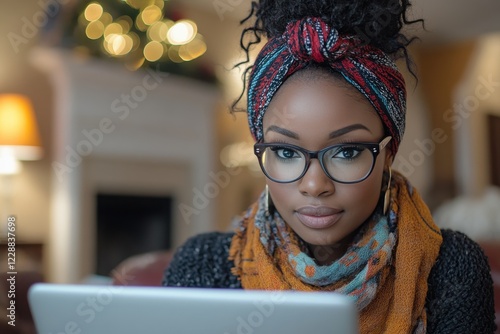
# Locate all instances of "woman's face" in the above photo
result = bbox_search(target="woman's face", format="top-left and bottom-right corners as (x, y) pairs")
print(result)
(262, 73), (389, 262)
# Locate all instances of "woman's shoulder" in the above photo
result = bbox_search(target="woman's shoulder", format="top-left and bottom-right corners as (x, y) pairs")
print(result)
(175, 231), (235, 252)
(426, 229), (496, 333)
(161, 231), (240, 288)
(432, 228), (492, 275)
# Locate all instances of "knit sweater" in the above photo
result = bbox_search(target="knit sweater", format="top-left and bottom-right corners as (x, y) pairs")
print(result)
(162, 229), (497, 333)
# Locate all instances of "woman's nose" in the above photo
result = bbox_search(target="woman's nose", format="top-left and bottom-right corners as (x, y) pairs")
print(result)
(297, 159), (335, 197)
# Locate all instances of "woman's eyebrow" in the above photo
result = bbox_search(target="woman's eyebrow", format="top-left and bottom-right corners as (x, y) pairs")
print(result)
(265, 124), (371, 140)
(329, 124), (371, 139)
(265, 125), (299, 139)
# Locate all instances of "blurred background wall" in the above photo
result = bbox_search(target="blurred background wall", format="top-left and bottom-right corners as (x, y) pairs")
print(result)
(0, 0), (499, 283)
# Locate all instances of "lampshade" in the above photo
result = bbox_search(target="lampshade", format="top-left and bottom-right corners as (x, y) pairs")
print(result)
(0, 94), (43, 161)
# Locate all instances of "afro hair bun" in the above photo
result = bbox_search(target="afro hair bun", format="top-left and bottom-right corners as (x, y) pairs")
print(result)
(245, 0), (423, 60)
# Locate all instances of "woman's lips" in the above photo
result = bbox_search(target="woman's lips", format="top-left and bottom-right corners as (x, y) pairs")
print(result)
(295, 206), (343, 229)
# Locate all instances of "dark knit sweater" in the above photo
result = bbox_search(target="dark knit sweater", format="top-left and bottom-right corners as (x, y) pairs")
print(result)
(162, 229), (496, 333)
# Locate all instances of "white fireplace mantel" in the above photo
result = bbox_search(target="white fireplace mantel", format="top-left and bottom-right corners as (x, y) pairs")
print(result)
(30, 47), (221, 283)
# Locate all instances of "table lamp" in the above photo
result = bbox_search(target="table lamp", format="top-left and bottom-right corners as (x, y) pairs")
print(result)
(0, 94), (43, 173)
(0, 94), (43, 238)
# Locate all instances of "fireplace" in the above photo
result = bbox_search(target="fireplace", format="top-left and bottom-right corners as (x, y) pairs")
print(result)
(95, 193), (172, 276)
(30, 47), (220, 283)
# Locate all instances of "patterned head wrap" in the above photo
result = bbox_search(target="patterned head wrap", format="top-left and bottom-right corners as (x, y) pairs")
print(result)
(247, 17), (406, 154)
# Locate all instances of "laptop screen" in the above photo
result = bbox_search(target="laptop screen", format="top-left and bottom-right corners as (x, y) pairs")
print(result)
(28, 283), (359, 334)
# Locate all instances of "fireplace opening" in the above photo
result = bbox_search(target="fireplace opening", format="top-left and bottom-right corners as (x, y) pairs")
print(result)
(95, 193), (172, 276)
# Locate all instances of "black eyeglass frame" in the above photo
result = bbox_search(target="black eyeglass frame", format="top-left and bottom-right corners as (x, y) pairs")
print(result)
(253, 136), (392, 184)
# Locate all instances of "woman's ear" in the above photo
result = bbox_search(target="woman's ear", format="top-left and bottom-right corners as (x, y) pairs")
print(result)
(385, 149), (394, 168)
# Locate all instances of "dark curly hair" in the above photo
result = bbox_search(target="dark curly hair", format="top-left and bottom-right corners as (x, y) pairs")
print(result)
(231, 0), (424, 112)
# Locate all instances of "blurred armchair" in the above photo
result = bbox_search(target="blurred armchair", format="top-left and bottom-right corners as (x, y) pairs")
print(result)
(110, 250), (173, 287)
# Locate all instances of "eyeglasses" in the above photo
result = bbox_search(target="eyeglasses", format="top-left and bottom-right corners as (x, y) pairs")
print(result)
(254, 136), (392, 184)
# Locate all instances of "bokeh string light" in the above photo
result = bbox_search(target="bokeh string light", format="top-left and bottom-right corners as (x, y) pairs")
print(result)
(71, 0), (208, 73)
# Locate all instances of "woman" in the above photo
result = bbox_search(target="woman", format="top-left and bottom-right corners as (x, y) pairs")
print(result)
(163, 0), (496, 332)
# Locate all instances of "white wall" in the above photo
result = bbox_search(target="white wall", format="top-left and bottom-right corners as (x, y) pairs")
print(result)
(453, 33), (500, 196)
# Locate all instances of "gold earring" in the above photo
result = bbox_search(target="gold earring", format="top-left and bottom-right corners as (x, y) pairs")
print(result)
(265, 184), (270, 216)
(383, 167), (392, 215)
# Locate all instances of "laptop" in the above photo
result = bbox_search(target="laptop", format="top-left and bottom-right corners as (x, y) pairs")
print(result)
(28, 283), (359, 334)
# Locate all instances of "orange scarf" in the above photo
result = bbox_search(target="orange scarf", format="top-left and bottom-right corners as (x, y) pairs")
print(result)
(229, 171), (442, 333)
